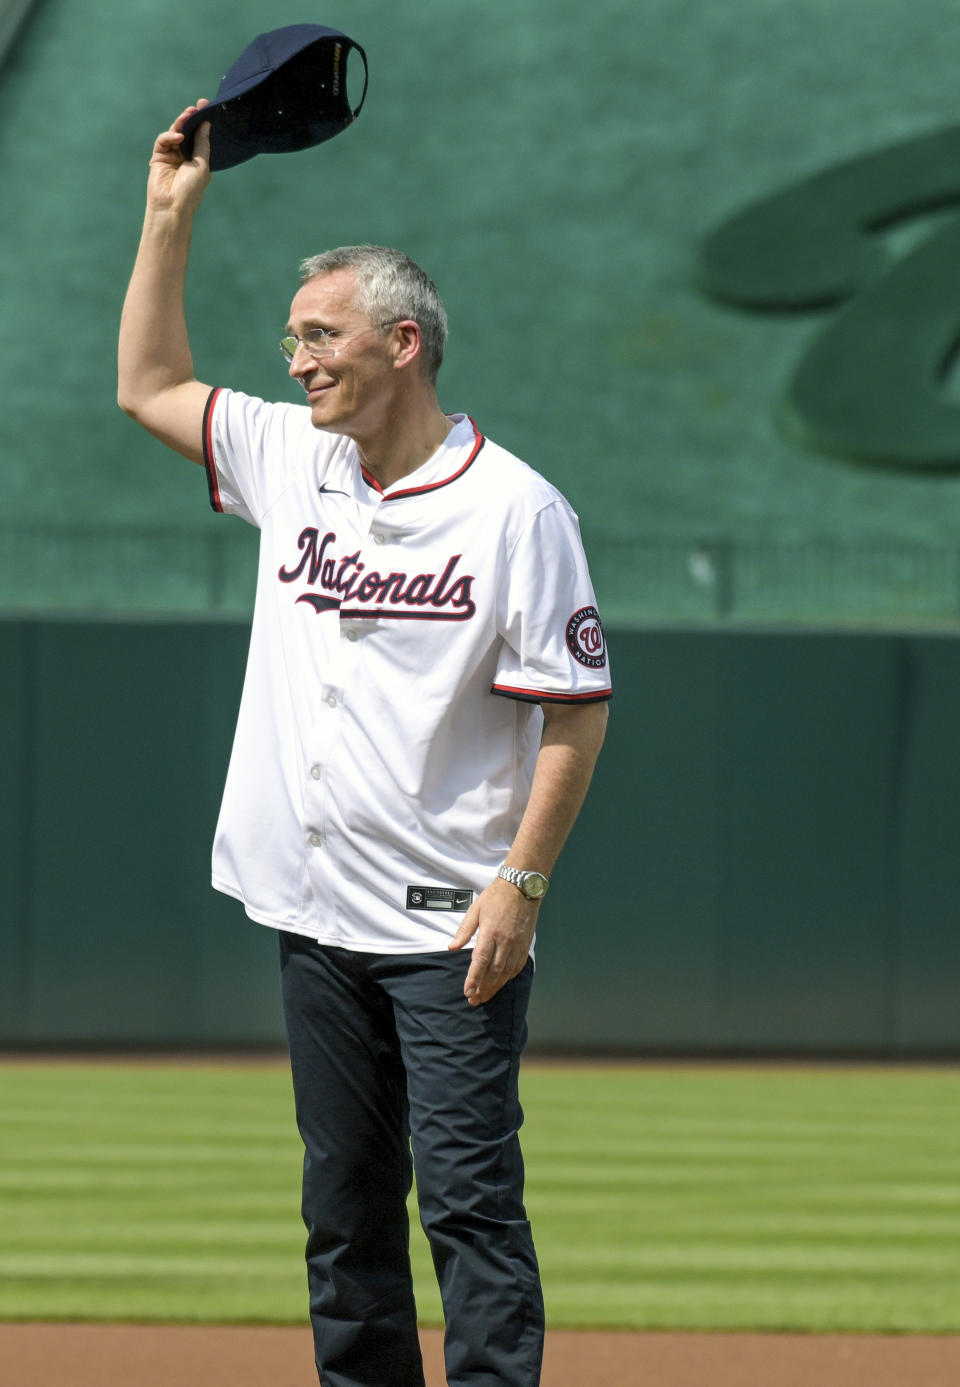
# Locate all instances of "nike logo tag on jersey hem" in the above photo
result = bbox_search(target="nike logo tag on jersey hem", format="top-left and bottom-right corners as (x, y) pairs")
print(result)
(406, 885), (475, 911)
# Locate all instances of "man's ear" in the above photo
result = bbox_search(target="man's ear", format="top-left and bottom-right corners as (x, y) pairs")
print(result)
(392, 320), (422, 371)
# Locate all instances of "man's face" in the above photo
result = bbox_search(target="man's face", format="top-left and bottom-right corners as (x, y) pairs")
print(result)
(285, 269), (398, 436)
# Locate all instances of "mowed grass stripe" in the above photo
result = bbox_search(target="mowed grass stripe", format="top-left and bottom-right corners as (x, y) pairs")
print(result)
(0, 1253), (299, 1277)
(1, 1061), (959, 1330)
(539, 1278), (960, 1331)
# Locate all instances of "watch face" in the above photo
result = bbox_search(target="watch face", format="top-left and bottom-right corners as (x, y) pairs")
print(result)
(522, 872), (548, 899)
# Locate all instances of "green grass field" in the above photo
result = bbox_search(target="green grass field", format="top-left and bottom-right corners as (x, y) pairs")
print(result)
(2, 1061), (959, 1332)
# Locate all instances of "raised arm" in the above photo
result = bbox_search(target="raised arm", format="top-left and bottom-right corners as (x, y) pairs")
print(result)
(117, 102), (216, 464)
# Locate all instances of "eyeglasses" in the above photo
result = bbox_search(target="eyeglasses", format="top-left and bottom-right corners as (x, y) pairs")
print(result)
(279, 319), (404, 364)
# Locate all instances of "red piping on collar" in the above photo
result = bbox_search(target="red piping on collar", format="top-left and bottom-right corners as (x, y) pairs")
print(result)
(360, 417), (485, 500)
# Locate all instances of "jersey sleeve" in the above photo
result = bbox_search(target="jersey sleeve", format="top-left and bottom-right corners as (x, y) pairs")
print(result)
(492, 499), (612, 705)
(201, 387), (316, 527)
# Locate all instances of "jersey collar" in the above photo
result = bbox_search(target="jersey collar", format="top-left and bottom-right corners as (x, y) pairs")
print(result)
(359, 415), (484, 501)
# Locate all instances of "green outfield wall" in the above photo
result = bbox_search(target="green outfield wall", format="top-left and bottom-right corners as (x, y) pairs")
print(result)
(3, 617), (959, 1055)
(6, 2), (960, 1056)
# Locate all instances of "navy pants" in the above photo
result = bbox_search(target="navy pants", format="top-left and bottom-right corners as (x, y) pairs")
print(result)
(278, 932), (544, 1387)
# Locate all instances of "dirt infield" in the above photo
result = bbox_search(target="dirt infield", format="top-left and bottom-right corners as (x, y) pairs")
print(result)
(3, 1324), (960, 1387)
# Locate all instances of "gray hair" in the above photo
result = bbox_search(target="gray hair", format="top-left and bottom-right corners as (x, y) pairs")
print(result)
(299, 245), (448, 384)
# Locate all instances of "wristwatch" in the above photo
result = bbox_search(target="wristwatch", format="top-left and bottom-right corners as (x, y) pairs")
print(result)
(497, 864), (550, 900)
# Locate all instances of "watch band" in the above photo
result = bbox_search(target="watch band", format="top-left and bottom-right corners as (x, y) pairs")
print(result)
(497, 864), (550, 899)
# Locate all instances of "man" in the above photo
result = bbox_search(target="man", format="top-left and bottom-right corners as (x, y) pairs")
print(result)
(119, 102), (610, 1387)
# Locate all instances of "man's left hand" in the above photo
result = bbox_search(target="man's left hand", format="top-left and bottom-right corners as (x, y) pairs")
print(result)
(448, 877), (540, 1006)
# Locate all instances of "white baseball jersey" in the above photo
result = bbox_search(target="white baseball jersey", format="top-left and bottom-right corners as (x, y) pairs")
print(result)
(202, 388), (612, 952)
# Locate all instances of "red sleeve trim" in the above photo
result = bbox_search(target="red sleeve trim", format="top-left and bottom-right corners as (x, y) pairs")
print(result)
(202, 387), (225, 513)
(491, 682), (612, 705)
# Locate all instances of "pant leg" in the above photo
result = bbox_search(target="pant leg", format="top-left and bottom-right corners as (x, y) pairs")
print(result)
(376, 951), (544, 1387)
(278, 932), (426, 1387)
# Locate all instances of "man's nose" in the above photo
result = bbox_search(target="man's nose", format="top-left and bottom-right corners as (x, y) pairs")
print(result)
(288, 341), (313, 377)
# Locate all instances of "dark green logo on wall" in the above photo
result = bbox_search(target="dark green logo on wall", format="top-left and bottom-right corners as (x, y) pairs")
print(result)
(698, 126), (960, 471)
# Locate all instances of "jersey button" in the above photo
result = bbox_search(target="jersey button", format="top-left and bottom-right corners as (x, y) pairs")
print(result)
(345, 629), (358, 642)
(308, 832), (324, 848)
(310, 765), (322, 780)
(326, 694), (338, 707)
(373, 533), (386, 545)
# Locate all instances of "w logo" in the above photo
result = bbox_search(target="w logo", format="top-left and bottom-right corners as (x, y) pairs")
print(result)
(698, 125), (960, 470)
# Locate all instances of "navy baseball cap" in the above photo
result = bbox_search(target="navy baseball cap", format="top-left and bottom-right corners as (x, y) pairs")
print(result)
(180, 24), (367, 171)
